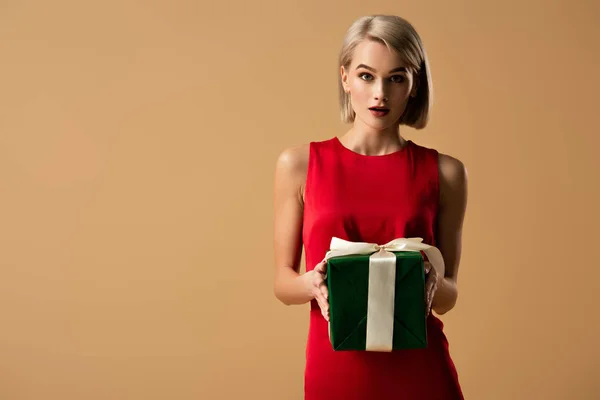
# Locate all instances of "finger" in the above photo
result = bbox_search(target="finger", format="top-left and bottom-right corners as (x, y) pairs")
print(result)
(313, 287), (325, 306)
(424, 261), (432, 274)
(427, 280), (438, 316)
(424, 272), (434, 299)
(314, 291), (326, 312)
(314, 261), (328, 274)
(315, 286), (330, 319)
(424, 264), (436, 295)
(322, 307), (329, 321)
(321, 282), (329, 300)
(317, 296), (329, 321)
(314, 296), (323, 310)
(424, 275), (435, 313)
(426, 289), (432, 316)
(426, 290), (432, 315)
(313, 286), (328, 310)
(319, 286), (329, 312)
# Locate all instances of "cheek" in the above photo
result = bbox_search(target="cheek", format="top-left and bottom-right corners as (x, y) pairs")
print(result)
(391, 84), (411, 100)
(395, 95), (410, 110)
(390, 87), (411, 109)
(349, 81), (369, 103)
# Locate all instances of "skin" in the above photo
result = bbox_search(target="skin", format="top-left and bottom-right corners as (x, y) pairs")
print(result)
(273, 38), (468, 321)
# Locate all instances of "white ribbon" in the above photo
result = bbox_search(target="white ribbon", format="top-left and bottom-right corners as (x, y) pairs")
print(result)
(323, 237), (445, 352)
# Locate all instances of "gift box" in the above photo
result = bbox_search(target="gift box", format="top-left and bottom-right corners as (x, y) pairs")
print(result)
(324, 237), (445, 352)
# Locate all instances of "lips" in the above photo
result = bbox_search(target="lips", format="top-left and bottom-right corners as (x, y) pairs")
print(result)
(369, 107), (390, 117)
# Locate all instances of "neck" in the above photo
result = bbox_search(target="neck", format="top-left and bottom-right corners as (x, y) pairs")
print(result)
(340, 120), (407, 156)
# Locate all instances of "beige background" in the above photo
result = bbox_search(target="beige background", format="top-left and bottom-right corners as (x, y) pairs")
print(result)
(1, 1), (599, 399)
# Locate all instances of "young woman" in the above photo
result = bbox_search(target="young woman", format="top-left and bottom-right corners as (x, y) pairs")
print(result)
(273, 14), (468, 400)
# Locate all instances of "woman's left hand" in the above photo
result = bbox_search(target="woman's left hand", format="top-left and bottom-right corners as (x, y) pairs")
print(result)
(424, 261), (440, 316)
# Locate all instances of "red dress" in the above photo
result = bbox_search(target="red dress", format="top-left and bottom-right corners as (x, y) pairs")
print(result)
(302, 137), (464, 400)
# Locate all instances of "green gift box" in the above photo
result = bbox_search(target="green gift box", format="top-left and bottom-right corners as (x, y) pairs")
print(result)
(323, 237), (445, 352)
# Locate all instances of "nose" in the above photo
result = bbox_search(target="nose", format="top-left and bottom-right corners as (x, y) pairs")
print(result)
(373, 80), (388, 102)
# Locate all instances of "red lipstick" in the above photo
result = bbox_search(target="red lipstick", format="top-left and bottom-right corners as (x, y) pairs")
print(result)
(369, 106), (389, 117)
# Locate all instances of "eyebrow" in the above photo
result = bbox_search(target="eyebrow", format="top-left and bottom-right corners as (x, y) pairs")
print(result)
(355, 64), (407, 73)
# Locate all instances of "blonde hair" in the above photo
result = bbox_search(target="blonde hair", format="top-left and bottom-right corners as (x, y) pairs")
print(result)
(338, 15), (433, 129)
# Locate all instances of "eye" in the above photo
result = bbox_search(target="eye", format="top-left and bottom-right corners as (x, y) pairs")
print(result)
(359, 72), (374, 81)
(390, 75), (405, 83)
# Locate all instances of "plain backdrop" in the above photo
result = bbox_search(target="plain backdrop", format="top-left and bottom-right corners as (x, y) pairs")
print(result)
(1, 1), (599, 399)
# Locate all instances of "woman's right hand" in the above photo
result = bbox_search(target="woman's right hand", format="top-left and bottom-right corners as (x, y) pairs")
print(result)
(304, 261), (329, 321)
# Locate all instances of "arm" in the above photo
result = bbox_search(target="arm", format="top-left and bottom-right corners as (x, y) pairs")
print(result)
(431, 153), (469, 315)
(272, 145), (314, 306)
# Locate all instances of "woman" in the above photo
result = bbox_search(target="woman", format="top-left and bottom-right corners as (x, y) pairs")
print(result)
(273, 14), (468, 400)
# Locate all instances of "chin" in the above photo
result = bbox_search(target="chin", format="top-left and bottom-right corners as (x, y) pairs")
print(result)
(358, 114), (400, 130)
(365, 119), (396, 131)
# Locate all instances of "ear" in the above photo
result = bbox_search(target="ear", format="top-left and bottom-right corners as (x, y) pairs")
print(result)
(340, 65), (350, 93)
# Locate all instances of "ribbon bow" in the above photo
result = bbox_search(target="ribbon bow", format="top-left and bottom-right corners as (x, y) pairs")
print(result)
(324, 237), (445, 277)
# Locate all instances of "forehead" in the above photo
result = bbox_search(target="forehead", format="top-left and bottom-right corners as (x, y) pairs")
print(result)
(350, 39), (409, 71)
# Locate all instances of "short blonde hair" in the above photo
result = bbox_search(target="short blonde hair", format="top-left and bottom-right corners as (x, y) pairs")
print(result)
(338, 15), (433, 129)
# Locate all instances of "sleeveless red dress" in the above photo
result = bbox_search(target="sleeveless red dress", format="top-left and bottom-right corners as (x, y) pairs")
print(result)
(302, 137), (464, 400)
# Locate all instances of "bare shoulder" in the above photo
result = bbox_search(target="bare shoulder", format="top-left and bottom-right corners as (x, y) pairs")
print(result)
(438, 153), (467, 184)
(275, 143), (310, 176)
(274, 143), (311, 202)
(437, 152), (468, 208)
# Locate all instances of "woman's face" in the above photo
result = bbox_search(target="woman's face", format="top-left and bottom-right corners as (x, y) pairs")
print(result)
(341, 39), (417, 130)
